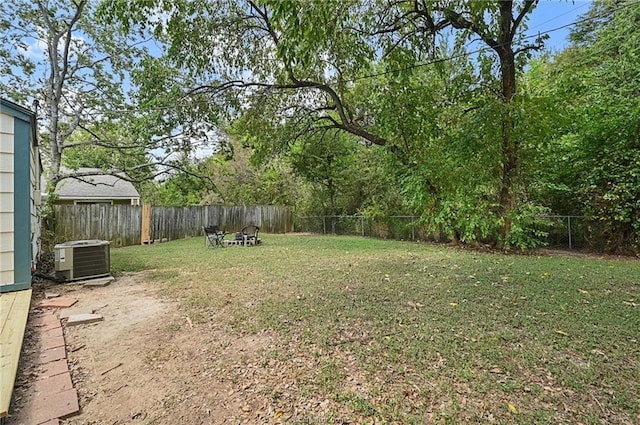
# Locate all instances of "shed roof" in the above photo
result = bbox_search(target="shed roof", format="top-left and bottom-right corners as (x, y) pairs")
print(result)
(1, 98), (35, 121)
(54, 168), (140, 199)
(1, 98), (38, 147)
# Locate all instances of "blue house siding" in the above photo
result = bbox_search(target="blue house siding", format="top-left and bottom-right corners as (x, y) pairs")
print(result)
(10, 118), (32, 292)
(0, 99), (38, 293)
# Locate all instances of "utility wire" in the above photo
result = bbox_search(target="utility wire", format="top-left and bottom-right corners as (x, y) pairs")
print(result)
(526, 1), (591, 32)
(347, 0), (638, 83)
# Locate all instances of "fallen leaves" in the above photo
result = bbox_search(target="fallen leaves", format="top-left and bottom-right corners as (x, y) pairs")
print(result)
(407, 301), (424, 310)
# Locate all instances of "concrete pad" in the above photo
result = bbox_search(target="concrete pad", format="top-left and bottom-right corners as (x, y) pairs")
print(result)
(37, 346), (66, 365)
(58, 301), (109, 319)
(82, 276), (114, 287)
(37, 359), (69, 379)
(58, 307), (98, 319)
(39, 297), (78, 309)
(66, 313), (103, 326)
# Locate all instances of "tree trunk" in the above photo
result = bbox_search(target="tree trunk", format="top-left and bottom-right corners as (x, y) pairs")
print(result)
(498, 49), (517, 244)
(497, 1), (518, 246)
(45, 70), (63, 194)
(443, 0), (534, 247)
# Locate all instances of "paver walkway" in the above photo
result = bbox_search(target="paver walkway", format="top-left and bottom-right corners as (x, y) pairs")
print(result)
(11, 310), (79, 424)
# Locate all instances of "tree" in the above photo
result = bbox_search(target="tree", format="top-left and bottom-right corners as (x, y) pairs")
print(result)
(199, 137), (303, 207)
(2, 1), (127, 186)
(290, 131), (356, 223)
(532, 0), (640, 252)
(0, 0), (217, 197)
(103, 0), (545, 246)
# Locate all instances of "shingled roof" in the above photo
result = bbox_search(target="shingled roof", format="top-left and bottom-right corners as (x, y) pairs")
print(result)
(53, 168), (140, 200)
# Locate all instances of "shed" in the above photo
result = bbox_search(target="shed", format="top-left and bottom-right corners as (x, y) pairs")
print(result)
(0, 98), (41, 292)
(0, 98), (40, 418)
(45, 167), (140, 205)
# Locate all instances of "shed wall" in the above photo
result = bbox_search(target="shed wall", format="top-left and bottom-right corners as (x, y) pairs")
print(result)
(0, 113), (14, 285)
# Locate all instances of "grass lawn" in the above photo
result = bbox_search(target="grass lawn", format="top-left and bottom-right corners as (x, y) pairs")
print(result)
(112, 234), (639, 424)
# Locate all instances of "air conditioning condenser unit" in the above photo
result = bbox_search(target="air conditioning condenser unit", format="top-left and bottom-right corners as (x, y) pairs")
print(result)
(54, 240), (111, 281)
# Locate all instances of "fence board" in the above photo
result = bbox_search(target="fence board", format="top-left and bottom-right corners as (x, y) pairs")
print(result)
(51, 205), (293, 247)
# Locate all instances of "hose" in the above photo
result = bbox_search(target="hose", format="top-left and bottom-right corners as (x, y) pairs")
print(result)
(33, 272), (66, 283)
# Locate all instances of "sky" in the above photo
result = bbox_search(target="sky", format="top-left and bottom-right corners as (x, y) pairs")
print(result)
(526, 0), (593, 51)
(5, 0), (594, 160)
(9, 1), (593, 87)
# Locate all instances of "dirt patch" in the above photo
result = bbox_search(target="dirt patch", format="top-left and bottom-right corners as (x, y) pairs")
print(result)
(7, 272), (289, 425)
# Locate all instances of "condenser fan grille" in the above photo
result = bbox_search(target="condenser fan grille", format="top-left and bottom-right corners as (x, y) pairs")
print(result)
(72, 245), (109, 278)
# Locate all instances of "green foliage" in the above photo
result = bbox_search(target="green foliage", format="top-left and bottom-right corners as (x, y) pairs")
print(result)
(61, 122), (152, 181)
(150, 162), (210, 206)
(504, 203), (551, 250)
(530, 0), (640, 253)
(199, 138), (303, 207)
(289, 131), (358, 215)
(97, 0), (639, 253)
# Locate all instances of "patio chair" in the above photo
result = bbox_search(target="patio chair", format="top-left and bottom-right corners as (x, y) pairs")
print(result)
(204, 225), (227, 248)
(235, 225), (261, 246)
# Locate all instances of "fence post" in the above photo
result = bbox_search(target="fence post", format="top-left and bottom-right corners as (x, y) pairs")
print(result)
(141, 205), (151, 245)
(567, 216), (572, 250)
(411, 216), (416, 241)
(361, 216), (365, 237)
(323, 216), (326, 235)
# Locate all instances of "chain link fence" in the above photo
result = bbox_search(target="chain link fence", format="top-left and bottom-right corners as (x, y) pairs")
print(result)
(542, 215), (589, 250)
(296, 216), (443, 242)
(296, 215), (593, 249)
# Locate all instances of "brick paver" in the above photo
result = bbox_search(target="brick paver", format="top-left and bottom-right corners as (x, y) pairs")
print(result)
(43, 328), (64, 339)
(31, 313), (62, 331)
(37, 346), (66, 364)
(33, 372), (73, 395)
(37, 358), (69, 379)
(25, 388), (79, 424)
(38, 297), (78, 309)
(41, 334), (65, 350)
(13, 309), (80, 424)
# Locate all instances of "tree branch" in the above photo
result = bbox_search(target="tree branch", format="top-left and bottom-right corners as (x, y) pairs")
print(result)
(511, 0), (538, 41)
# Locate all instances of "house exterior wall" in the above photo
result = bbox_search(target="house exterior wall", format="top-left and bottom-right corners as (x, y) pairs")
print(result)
(0, 112), (15, 287)
(0, 100), (40, 292)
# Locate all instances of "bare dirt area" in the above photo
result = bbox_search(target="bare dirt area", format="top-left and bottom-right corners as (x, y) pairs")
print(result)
(8, 272), (296, 425)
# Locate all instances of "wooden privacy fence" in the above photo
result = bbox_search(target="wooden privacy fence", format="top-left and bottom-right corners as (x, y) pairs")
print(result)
(51, 204), (293, 247)
(52, 204), (142, 247)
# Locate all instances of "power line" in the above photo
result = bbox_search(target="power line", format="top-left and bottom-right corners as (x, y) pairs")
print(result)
(346, 0), (638, 83)
(526, 1), (591, 32)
